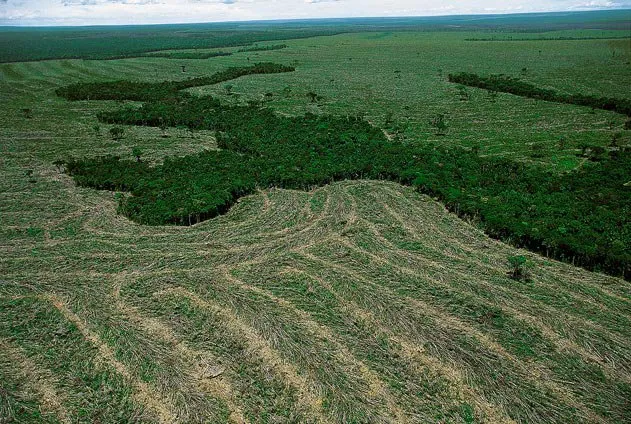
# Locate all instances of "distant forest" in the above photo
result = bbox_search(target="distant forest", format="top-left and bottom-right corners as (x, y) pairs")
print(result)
(1, 9), (630, 62)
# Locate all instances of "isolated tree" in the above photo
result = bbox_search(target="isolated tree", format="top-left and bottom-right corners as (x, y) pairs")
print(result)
(306, 91), (318, 103)
(457, 85), (470, 101)
(224, 84), (233, 95)
(507, 255), (532, 281)
(431, 113), (447, 136)
(93, 124), (101, 136)
(109, 127), (124, 140)
(132, 147), (143, 163)
(21, 108), (32, 119)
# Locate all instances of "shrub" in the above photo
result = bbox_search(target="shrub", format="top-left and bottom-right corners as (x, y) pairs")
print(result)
(109, 127), (124, 140)
(431, 113), (447, 135)
(507, 255), (532, 281)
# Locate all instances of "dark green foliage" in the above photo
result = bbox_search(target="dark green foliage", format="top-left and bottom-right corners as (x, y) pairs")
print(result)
(109, 127), (124, 140)
(60, 85), (631, 278)
(55, 62), (295, 101)
(145, 51), (232, 59)
(448, 72), (631, 116)
(0, 27), (339, 63)
(431, 113), (447, 135)
(238, 44), (288, 53)
(465, 36), (631, 41)
(507, 255), (531, 281)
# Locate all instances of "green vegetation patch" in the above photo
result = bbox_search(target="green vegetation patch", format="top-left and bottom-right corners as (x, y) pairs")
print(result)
(144, 51), (232, 59)
(449, 72), (631, 116)
(237, 44), (288, 53)
(60, 80), (630, 278)
(55, 62), (295, 101)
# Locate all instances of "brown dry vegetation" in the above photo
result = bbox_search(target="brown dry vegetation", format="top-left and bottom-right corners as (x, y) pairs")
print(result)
(1, 176), (630, 423)
(1, 27), (630, 423)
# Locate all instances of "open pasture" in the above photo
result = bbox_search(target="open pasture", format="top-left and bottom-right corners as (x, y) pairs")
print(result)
(1, 14), (631, 423)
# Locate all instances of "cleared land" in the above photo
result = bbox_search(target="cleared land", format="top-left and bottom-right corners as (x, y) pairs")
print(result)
(1, 16), (631, 423)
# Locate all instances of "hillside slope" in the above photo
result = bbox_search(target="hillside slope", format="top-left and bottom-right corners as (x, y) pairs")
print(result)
(1, 178), (629, 423)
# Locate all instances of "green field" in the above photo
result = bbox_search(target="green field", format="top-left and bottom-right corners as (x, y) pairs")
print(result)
(1, 12), (631, 423)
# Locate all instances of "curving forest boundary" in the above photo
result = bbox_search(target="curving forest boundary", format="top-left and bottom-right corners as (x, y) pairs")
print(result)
(448, 72), (631, 116)
(57, 66), (631, 279)
(55, 62), (294, 101)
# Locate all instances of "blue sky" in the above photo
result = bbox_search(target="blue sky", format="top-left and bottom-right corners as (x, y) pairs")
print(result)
(1, 0), (630, 26)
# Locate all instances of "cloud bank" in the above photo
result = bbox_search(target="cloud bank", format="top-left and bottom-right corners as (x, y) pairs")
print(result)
(1, 0), (630, 26)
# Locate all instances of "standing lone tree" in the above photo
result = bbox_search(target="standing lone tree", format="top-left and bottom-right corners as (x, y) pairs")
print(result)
(431, 114), (447, 136)
(306, 91), (318, 103)
(109, 127), (124, 140)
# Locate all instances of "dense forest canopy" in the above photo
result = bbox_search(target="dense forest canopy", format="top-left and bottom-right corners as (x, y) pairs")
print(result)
(56, 64), (631, 279)
(1, 10), (630, 62)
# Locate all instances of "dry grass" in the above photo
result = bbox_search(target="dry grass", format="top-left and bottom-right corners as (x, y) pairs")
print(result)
(1, 30), (630, 423)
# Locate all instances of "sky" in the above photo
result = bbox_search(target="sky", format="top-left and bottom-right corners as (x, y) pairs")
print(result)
(1, 0), (630, 26)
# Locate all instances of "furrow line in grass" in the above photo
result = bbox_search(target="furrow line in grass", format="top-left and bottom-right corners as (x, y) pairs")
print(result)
(0, 337), (71, 424)
(353, 218), (631, 379)
(281, 266), (515, 424)
(297, 249), (604, 423)
(325, 237), (626, 422)
(111, 277), (249, 424)
(220, 266), (408, 423)
(41, 293), (178, 424)
(154, 286), (329, 424)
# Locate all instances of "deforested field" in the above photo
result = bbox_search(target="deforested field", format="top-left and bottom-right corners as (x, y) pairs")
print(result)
(1, 12), (631, 423)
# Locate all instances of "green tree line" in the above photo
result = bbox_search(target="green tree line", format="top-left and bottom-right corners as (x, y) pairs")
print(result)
(448, 72), (631, 116)
(59, 86), (631, 279)
(55, 62), (295, 101)
(237, 44), (288, 53)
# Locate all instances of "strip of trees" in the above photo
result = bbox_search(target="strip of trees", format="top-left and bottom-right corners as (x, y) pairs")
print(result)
(448, 72), (631, 116)
(55, 62), (295, 101)
(60, 85), (631, 278)
(237, 44), (288, 53)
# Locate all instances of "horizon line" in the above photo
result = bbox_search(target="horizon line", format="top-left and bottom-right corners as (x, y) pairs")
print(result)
(1, 8), (630, 29)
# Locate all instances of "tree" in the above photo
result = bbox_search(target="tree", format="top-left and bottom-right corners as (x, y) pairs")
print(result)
(431, 113), (447, 136)
(457, 85), (470, 101)
(132, 147), (143, 162)
(507, 255), (532, 281)
(109, 127), (124, 140)
(306, 91), (318, 103)
(21, 108), (32, 119)
(158, 118), (169, 138)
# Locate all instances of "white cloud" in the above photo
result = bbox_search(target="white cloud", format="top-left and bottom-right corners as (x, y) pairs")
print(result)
(1, 0), (630, 25)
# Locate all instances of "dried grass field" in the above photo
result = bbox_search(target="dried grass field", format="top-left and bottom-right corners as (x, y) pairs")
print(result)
(1, 20), (630, 423)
